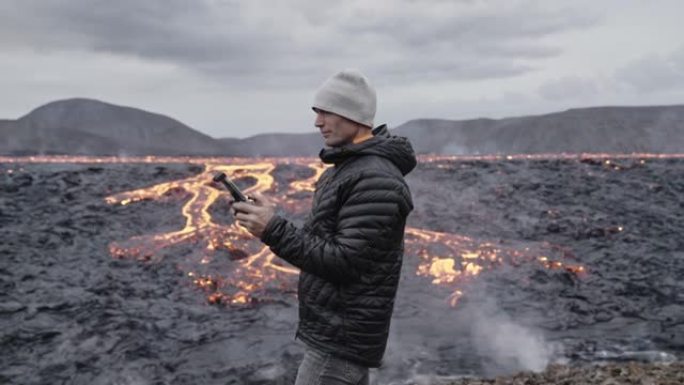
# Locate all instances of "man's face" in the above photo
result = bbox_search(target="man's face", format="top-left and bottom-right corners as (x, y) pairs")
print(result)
(314, 108), (360, 147)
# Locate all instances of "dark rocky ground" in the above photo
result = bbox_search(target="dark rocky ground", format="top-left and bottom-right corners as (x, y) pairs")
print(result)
(447, 361), (684, 385)
(1, 156), (683, 384)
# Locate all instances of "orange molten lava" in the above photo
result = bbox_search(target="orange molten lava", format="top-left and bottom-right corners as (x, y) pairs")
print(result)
(105, 159), (312, 305)
(405, 227), (586, 306)
(2, 154), (634, 306)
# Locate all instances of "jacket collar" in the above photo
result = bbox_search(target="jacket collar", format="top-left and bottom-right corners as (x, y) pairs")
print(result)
(319, 124), (417, 176)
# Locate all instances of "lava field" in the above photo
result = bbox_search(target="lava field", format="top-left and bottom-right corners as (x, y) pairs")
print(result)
(1, 154), (682, 384)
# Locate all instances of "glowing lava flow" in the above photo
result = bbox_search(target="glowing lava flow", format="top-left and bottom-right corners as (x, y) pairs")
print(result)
(100, 157), (587, 306)
(107, 162), (276, 259)
(289, 159), (327, 192)
(105, 160), (322, 304)
(2, 154), (611, 306)
(405, 228), (585, 306)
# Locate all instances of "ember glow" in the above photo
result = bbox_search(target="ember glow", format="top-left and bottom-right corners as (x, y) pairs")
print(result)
(12, 154), (669, 306)
(3, 152), (684, 166)
(105, 159), (318, 305)
(405, 227), (585, 306)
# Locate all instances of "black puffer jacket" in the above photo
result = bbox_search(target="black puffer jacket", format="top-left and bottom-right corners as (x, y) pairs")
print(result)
(261, 124), (416, 367)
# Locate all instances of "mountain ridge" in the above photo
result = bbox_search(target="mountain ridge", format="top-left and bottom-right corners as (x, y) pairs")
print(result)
(2, 98), (684, 156)
(4, 98), (224, 156)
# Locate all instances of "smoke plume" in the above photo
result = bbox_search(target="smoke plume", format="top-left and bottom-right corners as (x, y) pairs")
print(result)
(464, 296), (559, 375)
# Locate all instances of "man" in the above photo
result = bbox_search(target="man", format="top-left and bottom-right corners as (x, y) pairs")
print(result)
(232, 69), (416, 385)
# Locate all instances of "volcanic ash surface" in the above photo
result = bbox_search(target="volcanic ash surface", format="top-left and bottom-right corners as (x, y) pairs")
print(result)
(0, 156), (682, 384)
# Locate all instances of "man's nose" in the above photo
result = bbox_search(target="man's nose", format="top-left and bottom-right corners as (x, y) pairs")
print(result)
(314, 112), (325, 128)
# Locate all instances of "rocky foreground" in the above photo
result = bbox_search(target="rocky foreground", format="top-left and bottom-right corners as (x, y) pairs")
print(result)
(445, 361), (684, 385)
(2, 157), (682, 384)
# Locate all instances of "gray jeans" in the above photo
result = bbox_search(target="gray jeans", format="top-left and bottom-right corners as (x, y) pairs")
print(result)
(294, 346), (369, 385)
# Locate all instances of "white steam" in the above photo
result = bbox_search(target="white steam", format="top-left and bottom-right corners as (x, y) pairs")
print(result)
(466, 299), (558, 374)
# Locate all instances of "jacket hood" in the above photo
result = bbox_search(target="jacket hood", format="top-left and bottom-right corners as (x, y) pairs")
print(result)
(319, 124), (417, 176)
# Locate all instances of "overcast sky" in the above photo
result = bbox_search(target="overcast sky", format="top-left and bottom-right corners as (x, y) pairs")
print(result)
(1, 0), (683, 138)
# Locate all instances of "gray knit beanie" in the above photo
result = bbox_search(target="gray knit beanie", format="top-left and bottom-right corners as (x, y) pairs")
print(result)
(312, 69), (376, 127)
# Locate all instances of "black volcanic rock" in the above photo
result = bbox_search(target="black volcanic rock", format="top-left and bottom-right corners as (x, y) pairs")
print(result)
(1, 158), (683, 384)
(1, 98), (226, 156)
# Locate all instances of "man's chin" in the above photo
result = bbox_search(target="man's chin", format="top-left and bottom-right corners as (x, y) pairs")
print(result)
(323, 138), (340, 147)
(323, 137), (352, 148)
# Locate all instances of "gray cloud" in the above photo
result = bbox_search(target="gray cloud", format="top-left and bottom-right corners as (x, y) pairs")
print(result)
(537, 44), (684, 104)
(614, 47), (684, 93)
(538, 75), (598, 101)
(0, 0), (597, 87)
(1, 1), (279, 73)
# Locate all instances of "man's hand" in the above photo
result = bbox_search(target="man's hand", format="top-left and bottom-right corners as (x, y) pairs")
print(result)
(232, 192), (276, 239)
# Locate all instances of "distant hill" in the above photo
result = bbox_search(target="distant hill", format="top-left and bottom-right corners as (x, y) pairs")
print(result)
(219, 133), (322, 157)
(394, 105), (684, 155)
(1, 98), (683, 156)
(222, 105), (684, 155)
(0, 98), (224, 156)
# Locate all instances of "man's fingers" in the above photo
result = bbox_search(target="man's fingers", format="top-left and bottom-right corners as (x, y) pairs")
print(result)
(249, 191), (272, 207)
(248, 192), (263, 206)
(235, 212), (251, 222)
(235, 215), (257, 234)
(233, 202), (256, 214)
